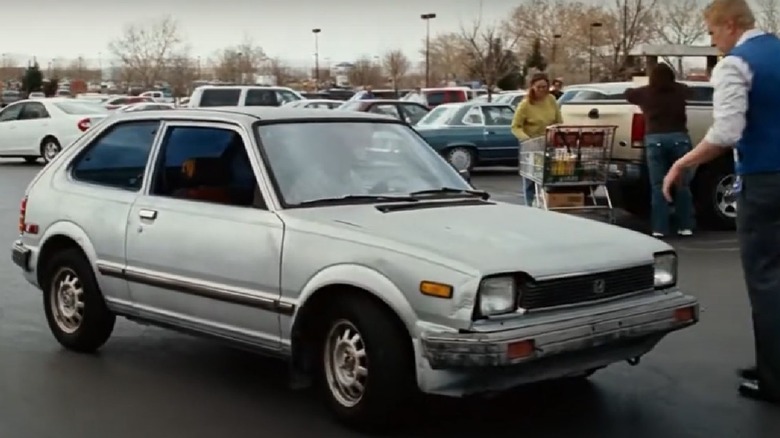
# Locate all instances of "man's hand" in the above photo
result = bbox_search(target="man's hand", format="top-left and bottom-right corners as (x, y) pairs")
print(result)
(663, 162), (684, 202)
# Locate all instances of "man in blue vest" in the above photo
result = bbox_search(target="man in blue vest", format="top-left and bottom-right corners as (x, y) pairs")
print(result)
(663, 0), (780, 404)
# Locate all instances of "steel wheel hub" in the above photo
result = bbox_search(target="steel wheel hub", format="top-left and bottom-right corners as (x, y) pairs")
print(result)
(50, 269), (85, 334)
(449, 149), (471, 171)
(324, 320), (369, 408)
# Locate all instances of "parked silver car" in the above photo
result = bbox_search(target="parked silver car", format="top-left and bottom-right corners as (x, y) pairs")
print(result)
(11, 107), (699, 430)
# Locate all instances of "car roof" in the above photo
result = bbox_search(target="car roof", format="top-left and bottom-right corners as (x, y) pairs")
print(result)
(350, 99), (413, 104)
(108, 106), (400, 123)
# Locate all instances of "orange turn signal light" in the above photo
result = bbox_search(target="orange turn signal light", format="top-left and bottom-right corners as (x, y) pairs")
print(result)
(419, 281), (453, 299)
(674, 306), (696, 322)
(507, 340), (535, 359)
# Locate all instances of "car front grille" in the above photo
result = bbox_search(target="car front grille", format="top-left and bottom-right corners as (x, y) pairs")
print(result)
(519, 264), (655, 310)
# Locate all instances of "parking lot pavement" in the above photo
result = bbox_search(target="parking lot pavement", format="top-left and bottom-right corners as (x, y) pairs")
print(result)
(1, 161), (777, 438)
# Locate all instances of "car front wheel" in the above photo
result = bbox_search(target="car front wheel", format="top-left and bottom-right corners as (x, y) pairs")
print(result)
(319, 294), (416, 431)
(42, 248), (116, 353)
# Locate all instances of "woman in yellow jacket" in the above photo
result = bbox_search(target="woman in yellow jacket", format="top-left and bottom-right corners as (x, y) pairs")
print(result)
(511, 72), (563, 206)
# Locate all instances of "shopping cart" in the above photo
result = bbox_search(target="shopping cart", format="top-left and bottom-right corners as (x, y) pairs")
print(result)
(518, 124), (618, 222)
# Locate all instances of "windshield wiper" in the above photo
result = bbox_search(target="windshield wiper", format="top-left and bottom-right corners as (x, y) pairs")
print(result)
(295, 194), (419, 207)
(409, 187), (491, 200)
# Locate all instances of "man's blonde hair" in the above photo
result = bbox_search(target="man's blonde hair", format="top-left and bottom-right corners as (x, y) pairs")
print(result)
(704, 0), (756, 28)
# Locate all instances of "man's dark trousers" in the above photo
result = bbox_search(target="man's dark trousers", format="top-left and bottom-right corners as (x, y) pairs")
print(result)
(737, 173), (780, 398)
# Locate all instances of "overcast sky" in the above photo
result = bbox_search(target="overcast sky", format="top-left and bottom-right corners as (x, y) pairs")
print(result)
(1, 0), (515, 68)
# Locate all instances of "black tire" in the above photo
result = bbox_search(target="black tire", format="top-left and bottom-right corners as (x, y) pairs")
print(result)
(40, 136), (61, 164)
(318, 294), (416, 432)
(445, 146), (475, 172)
(42, 248), (116, 353)
(693, 159), (737, 230)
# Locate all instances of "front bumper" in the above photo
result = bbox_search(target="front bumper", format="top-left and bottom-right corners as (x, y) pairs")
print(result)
(421, 291), (698, 370)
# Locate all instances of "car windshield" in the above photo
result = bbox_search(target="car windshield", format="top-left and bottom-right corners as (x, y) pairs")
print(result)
(416, 105), (458, 126)
(256, 121), (472, 206)
(53, 101), (109, 114)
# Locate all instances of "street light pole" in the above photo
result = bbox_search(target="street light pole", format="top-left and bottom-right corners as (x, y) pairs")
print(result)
(589, 22), (603, 82)
(421, 13), (436, 88)
(312, 28), (321, 90)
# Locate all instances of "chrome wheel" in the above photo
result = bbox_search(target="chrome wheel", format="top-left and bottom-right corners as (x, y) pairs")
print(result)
(324, 319), (369, 408)
(49, 268), (85, 334)
(714, 173), (738, 219)
(447, 148), (472, 172)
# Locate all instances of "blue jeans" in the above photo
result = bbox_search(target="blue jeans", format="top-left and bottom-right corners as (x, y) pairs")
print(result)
(645, 132), (695, 234)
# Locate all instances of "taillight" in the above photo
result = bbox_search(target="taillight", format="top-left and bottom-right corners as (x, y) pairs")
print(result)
(630, 113), (645, 147)
(18, 196), (27, 233)
(77, 118), (91, 132)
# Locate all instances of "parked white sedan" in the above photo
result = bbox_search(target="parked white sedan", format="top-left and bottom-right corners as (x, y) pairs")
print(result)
(0, 98), (108, 163)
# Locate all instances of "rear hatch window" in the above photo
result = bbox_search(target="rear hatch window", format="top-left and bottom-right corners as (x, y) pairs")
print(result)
(199, 88), (241, 107)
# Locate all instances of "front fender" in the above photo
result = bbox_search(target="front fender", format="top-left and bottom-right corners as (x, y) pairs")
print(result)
(293, 263), (419, 336)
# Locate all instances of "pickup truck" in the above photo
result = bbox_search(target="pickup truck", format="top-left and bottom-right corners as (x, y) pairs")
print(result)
(559, 80), (735, 230)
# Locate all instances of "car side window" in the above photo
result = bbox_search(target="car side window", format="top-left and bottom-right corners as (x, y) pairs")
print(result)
(19, 102), (50, 120)
(199, 89), (241, 107)
(482, 106), (514, 126)
(401, 104), (429, 124)
(425, 91), (445, 106)
(688, 86), (713, 104)
(150, 126), (262, 208)
(71, 121), (160, 190)
(369, 104), (401, 119)
(0, 103), (23, 122)
(276, 90), (300, 104)
(461, 106), (484, 125)
(246, 89), (279, 106)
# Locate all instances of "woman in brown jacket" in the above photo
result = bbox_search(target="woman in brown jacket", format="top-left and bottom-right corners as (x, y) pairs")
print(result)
(625, 63), (695, 238)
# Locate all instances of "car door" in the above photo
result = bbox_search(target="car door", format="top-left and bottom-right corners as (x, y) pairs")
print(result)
(69, 120), (162, 306)
(481, 105), (520, 162)
(0, 102), (25, 154)
(124, 121), (284, 350)
(16, 102), (52, 155)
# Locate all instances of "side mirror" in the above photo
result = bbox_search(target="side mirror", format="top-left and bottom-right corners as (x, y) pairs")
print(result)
(458, 168), (471, 183)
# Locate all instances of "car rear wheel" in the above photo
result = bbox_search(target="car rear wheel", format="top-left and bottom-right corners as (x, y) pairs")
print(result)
(42, 248), (116, 353)
(446, 147), (475, 172)
(40, 137), (61, 164)
(319, 294), (416, 431)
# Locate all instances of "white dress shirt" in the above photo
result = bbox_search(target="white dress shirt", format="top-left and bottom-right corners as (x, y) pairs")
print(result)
(704, 28), (765, 148)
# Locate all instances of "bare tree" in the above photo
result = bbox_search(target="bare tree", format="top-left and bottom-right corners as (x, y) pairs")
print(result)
(108, 16), (185, 87)
(348, 57), (383, 87)
(503, 0), (609, 83)
(267, 57), (294, 86)
(755, 0), (780, 34)
(599, 0), (661, 78)
(212, 37), (267, 84)
(165, 55), (196, 97)
(460, 20), (519, 100)
(382, 50), (410, 95)
(653, 0), (709, 73)
(418, 33), (471, 85)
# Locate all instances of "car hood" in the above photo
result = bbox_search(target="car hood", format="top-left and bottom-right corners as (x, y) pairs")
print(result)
(280, 201), (671, 278)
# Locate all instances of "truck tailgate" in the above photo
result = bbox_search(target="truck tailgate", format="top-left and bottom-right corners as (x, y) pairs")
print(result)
(560, 103), (639, 162)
